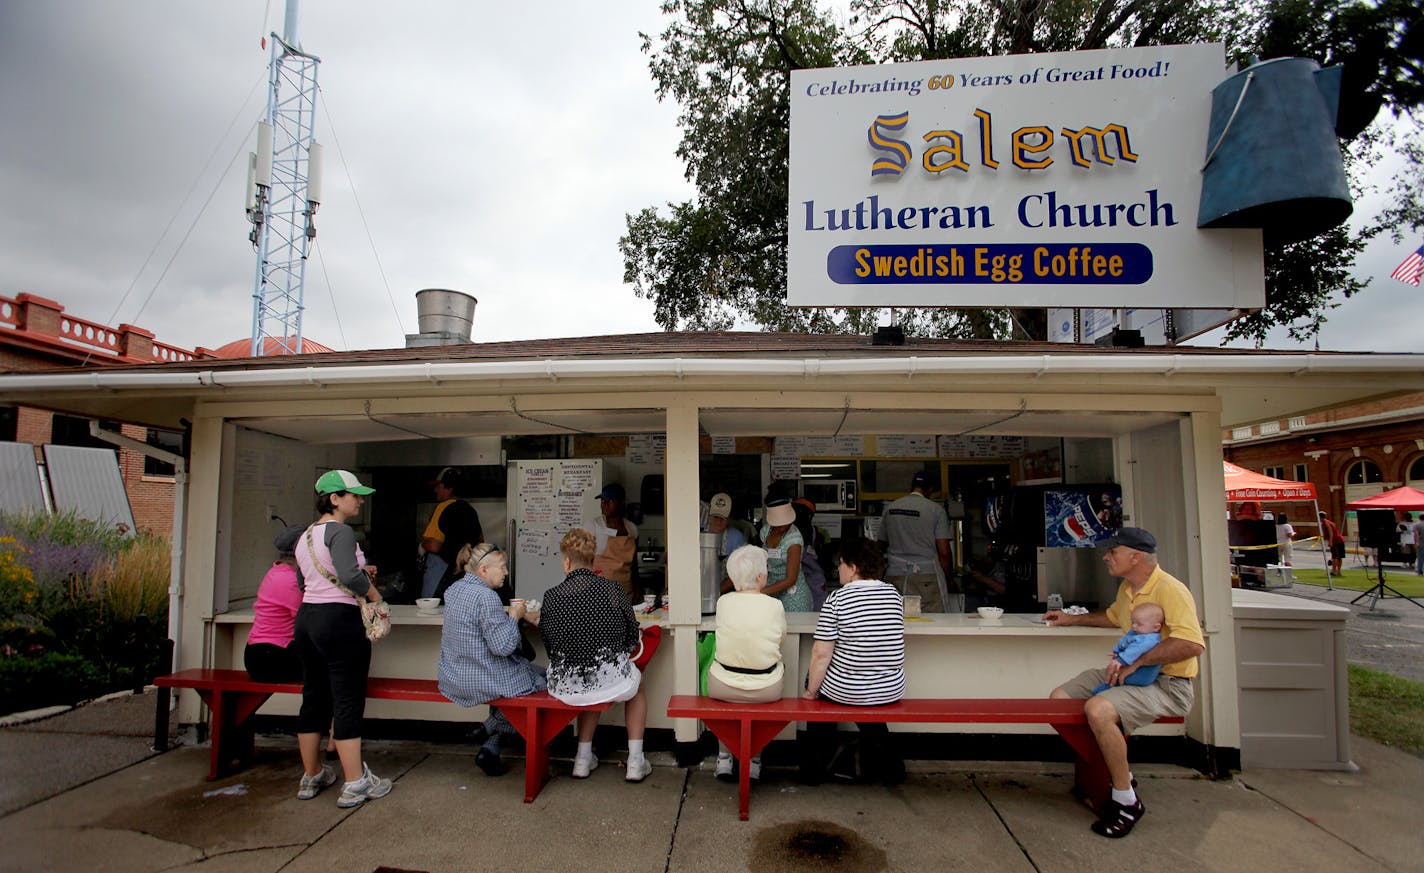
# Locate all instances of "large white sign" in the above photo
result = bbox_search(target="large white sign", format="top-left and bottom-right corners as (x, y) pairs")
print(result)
(788, 44), (1264, 309)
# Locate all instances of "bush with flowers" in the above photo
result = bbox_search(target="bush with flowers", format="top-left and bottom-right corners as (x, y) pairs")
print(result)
(0, 511), (169, 715)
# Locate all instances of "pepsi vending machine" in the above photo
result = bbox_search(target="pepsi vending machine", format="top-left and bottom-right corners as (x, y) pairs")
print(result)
(1038, 485), (1122, 608)
(989, 484), (1122, 609)
(1044, 487), (1123, 547)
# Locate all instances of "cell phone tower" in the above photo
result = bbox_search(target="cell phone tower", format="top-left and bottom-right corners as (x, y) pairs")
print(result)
(244, 0), (323, 356)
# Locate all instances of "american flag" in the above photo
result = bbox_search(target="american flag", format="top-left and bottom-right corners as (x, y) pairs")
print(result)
(1390, 243), (1424, 286)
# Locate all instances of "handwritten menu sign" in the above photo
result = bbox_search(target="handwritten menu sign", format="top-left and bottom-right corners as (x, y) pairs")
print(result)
(938, 435), (1026, 458)
(771, 455), (801, 481)
(517, 528), (550, 557)
(876, 435), (936, 458)
(520, 465), (554, 496)
(556, 492), (585, 526)
(561, 461), (597, 492)
(523, 496), (554, 525)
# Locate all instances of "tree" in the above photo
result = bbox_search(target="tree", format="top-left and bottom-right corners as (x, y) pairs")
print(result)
(1220, 0), (1423, 343)
(623, 0), (1421, 343)
(1260, 0), (1424, 245)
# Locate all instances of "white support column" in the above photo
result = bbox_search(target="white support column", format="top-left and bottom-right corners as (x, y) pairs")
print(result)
(664, 403), (702, 742)
(1187, 409), (1240, 752)
(176, 414), (224, 723)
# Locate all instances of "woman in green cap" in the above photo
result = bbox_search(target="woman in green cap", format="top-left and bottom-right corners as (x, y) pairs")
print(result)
(292, 469), (392, 807)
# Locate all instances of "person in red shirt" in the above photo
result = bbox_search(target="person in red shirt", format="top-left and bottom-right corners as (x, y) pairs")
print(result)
(1319, 512), (1346, 576)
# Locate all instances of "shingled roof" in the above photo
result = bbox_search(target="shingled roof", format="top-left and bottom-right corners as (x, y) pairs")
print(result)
(10, 329), (1331, 376)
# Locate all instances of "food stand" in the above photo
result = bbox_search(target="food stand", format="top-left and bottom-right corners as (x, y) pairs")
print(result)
(5, 336), (1424, 773)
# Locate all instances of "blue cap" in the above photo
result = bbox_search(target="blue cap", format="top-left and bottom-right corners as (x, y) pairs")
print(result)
(1101, 527), (1157, 554)
(598, 483), (626, 502)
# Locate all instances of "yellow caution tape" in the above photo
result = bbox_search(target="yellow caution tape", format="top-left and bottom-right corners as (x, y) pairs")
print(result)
(1230, 535), (1324, 551)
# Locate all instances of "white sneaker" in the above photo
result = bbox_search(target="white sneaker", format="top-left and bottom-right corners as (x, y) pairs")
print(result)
(296, 764), (336, 800)
(336, 763), (392, 808)
(714, 753), (735, 782)
(748, 757), (762, 782)
(572, 754), (599, 778)
(625, 756), (653, 783)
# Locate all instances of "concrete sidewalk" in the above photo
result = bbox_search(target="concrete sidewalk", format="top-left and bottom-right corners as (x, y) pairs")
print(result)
(2, 691), (1417, 873)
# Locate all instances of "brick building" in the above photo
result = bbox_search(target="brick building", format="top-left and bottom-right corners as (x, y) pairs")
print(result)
(1223, 392), (1424, 541)
(1, 293), (207, 536)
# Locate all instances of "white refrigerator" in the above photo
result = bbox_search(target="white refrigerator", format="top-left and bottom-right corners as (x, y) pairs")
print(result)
(505, 459), (603, 601)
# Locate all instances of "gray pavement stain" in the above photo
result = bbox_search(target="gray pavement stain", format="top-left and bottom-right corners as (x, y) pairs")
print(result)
(748, 820), (887, 872)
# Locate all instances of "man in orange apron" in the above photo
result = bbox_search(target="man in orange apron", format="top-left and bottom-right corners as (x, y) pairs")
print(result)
(585, 482), (639, 600)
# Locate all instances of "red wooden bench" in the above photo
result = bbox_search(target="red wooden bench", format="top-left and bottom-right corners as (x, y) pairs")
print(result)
(154, 668), (608, 803)
(667, 695), (1184, 820)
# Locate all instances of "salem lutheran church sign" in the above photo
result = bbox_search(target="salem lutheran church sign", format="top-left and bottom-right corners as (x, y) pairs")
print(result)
(787, 43), (1265, 310)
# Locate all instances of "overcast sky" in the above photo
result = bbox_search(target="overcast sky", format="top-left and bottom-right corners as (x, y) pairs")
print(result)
(1, 1), (1417, 355)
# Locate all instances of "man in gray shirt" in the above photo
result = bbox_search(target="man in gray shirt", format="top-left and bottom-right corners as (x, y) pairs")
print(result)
(879, 471), (955, 612)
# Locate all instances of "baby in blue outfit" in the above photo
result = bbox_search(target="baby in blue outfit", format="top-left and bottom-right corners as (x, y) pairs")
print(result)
(1092, 602), (1165, 694)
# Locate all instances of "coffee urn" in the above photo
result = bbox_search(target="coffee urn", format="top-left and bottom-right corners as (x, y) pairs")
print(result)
(699, 531), (724, 614)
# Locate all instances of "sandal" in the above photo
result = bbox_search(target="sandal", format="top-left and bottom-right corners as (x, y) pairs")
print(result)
(1091, 797), (1145, 838)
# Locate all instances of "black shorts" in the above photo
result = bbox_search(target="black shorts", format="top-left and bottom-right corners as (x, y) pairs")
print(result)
(1331, 542), (1345, 560)
(294, 603), (371, 739)
(244, 642), (303, 683)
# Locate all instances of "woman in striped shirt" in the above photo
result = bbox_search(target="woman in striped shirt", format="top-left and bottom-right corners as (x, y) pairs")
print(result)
(800, 538), (906, 784)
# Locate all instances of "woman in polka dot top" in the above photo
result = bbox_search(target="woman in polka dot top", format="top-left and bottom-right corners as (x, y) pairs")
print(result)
(537, 528), (652, 782)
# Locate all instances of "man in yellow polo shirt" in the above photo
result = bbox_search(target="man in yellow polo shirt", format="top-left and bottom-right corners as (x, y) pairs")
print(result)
(1046, 527), (1204, 840)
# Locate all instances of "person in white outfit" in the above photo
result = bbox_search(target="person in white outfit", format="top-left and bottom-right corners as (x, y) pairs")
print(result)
(708, 546), (785, 783)
(1275, 513), (1296, 566)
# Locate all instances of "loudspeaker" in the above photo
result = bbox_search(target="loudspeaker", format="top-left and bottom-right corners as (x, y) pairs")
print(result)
(1228, 519), (1278, 566)
(1356, 509), (1396, 550)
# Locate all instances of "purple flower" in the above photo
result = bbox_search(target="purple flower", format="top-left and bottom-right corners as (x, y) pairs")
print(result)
(0, 528), (110, 588)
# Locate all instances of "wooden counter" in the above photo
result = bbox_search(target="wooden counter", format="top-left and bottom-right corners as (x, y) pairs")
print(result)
(206, 607), (1172, 736)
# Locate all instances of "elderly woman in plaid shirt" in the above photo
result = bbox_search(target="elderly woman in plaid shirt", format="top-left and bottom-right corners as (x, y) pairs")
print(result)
(437, 542), (544, 776)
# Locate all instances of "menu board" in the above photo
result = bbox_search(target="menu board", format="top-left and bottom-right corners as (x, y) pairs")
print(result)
(508, 459), (603, 600)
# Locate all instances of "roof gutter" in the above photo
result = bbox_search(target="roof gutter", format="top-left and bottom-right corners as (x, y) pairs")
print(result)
(1, 353), (1421, 393)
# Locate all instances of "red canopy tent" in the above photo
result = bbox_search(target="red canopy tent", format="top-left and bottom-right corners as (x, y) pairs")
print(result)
(1345, 485), (1424, 511)
(1344, 486), (1424, 609)
(1223, 461), (1325, 573)
(1223, 461), (1318, 501)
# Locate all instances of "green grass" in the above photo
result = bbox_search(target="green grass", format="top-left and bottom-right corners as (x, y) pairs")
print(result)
(1287, 567), (1424, 597)
(1349, 665), (1424, 757)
